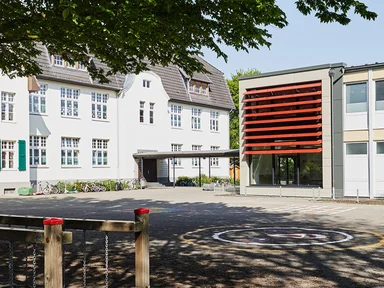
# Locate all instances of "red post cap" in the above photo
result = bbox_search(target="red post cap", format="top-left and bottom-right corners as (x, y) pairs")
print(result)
(134, 208), (150, 215)
(43, 218), (64, 225)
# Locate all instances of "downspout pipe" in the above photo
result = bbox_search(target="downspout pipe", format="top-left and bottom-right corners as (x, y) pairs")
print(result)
(328, 69), (336, 199)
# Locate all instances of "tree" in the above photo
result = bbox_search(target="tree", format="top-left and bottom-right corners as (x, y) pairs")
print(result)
(227, 69), (260, 150)
(0, 0), (377, 82)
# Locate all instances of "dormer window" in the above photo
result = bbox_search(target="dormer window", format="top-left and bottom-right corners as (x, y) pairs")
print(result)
(54, 55), (64, 66)
(78, 61), (87, 70)
(189, 80), (209, 96)
(52, 55), (87, 71)
(143, 80), (151, 88)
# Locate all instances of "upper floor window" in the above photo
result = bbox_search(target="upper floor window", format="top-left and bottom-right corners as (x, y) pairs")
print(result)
(92, 93), (108, 120)
(143, 80), (151, 88)
(189, 80), (209, 96)
(346, 82), (367, 113)
(191, 108), (201, 130)
(52, 55), (87, 70)
(1, 92), (15, 122)
(61, 138), (79, 166)
(149, 103), (155, 124)
(29, 84), (47, 114)
(346, 143), (367, 155)
(140, 101), (145, 123)
(376, 81), (384, 111)
(210, 111), (219, 132)
(377, 142), (384, 154)
(61, 88), (79, 117)
(54, 55), (64, 66)
(92, 139), (108, 166)
(171, 144), (182, 166)
(192, 145), (201, 167)
(30, 136), (47, 166)
(1, 141), (16, 170)
(170, 105), (182, 128)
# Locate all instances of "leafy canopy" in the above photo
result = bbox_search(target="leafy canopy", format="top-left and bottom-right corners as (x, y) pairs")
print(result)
(0, 0), (377, 82)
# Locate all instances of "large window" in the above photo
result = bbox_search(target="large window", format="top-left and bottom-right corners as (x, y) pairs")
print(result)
(149, 103), (154, 124)
(92, 139), (108, 166)
(92, 93), (108, 120)
(1, 92), (15, 121)
(30, 136), (47, 166)
(346, 143), (367, 155)
(61, 138), (79, 166)
(210, 111), (219, 132)
(29, 84), (47, 114)
(191, 108), (201, 130)
(192, 145), (201, 167)
(346, 83), (367, 113)
(140, 101), (145, 123)
(1, 141), (16, 169)
(61, 88), (79, 117)
(170, 105), (182, 128)
(171, 144), (182, 166)
(376, 81), (384, 111)
(210, 146), (219, 167)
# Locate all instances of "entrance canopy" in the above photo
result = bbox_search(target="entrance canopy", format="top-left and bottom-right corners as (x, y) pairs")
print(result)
(133, 149), (239, 159)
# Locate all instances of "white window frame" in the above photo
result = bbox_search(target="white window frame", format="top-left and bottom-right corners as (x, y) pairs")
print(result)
(29, 84), (47, 114)
(61, 138), (80, 166)
(171, 144), (182, 166)
(346, 142), (367, 155)
(30, 136), (47, 166)
(61, 88), (79, 117)
(346, 82), (367, 113)
(210, 146), (220, 166)
(140, 101), (145, 123)
(92, 139), (109, 166)
(170, 105), (182, 128)
(192, 145), (202, 167)
(1, 92), (15, 122)
(210, 111), (219, 132)
(1, 141), (16, 170)
(91, 92), (108, 120)
(191, 108), (201, 130)
(149, 103), (155, 124)
(78, 61), (87, 71)
(53, 55), (64, 66)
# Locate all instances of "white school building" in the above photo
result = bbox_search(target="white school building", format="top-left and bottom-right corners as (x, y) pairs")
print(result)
(0, 45), (234, 194)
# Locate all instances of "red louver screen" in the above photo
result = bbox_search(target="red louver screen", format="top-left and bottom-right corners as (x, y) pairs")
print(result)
(242, 81), (322, 155)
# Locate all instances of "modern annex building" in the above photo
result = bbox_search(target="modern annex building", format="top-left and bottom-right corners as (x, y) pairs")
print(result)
(0, 45), (234, 195)
(239, 62), (384, 198)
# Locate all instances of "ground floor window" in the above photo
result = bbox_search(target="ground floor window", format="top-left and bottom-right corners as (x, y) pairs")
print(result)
(30, 136), (47, 166)
(171, 144), (182, 166)
(92, 139), (108, 166)
(251, 153), (322, 187)
(192, 145), (201, 166)
(1, 141), (16, 169)
(61, 138), (79, 166)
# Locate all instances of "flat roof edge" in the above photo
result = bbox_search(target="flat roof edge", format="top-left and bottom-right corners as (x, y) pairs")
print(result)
(239, 63), (347, 81)
(346, 63), (384, 72)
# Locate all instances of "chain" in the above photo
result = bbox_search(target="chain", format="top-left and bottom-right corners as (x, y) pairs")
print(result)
(82, 230), (87, 288)
(32, 244), (37, 288)
(25, 226), (28, 288)
(105, 232), (109, 288)
(62, 228), (66, 288)
(9, 241), (14, 288)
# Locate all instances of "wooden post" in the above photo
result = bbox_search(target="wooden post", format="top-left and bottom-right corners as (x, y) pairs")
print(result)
(135, 208), (150, 288)
(43, 218), (64, 288)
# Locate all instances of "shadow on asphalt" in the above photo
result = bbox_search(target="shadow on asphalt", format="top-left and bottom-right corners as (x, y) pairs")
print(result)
(0, 194), (383, 287)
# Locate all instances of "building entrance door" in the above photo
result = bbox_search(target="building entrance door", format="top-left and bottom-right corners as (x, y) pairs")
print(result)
(277, 156), (296, 185)
(143, 159), (157, 182)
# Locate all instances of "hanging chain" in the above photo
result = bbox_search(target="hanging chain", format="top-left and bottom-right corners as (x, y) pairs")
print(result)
(105, 232), (109, 288)
(82, 230), (87, 288)
(32, 244), (37, 288)
(25, 225), (28, 288)
(9, 241), (14, 288)
(62, 228), (66, 288)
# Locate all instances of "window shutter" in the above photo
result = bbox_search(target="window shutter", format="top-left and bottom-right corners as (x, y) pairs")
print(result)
(18, 140), (26, 171)
(0, 139), (2, 171)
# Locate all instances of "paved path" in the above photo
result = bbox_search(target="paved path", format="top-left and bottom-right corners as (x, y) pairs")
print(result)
(0, 188), (383, 287)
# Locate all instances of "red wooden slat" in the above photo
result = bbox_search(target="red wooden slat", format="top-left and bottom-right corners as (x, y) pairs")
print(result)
(243, 107), (322, 118)
(243, 91), (321, 103)
(244, 140), (322, 147)
(244, 99), (321, 110)
(244, 148), (322, 155)
(244, 124), (321, 133)
(244, 132), (322, 140)
(244, 82), (321, 95)
(244, 115), (321, 125)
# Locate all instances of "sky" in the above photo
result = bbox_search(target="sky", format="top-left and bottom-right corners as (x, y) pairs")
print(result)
(202, 0), (384, 78)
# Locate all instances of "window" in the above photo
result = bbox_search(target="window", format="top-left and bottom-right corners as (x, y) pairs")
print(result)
(140, 101), (145, 123)
(377, 142), (384, 154)
(192, 145), (202, 167)
(143, 80), (151, 88)
(346, 143), (367, 155)
(171, 144), (182, 166)
(78, 61), (87, 70)
(92, 93), (108, 120)
(30, 136), (47, 166)
(376, 81), (384, 111)
(1, 92), (15, 121)
(149, 103), (154, 124)
(210, 111), (219, 132)
(29, 84), (47, 114)
(194, 84), (201, 93)
(66, 60), (76, 69)
(202, 86), (207, 95)
(189, 82), (194, 92)
(53, 55), (64, 66)
(170, 105), (182, 128)
(346, 83), (367, 113)
(210, 146), (219, 166)
(189, 81), (209, 95)
(191, 108), (201, 130)
(92, 139), (108, 166)
(61, 88), (79, 117)
(1, 141), (16, 169)
(61, 138), (79, 166)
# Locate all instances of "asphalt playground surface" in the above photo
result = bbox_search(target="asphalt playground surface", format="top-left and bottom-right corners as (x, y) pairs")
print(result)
(0, 188), (383, 287)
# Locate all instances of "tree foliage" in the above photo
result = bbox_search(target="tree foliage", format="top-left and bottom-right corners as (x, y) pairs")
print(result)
(227, 69), (260, 150)
(0, 0), (377, 82)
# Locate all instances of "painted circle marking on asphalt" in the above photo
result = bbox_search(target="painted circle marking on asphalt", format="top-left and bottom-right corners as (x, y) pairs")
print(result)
(212, 227), (353, 247)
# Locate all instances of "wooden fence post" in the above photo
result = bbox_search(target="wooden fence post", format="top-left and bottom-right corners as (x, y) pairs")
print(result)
(43, 218), (64, 288)
(134, 208), (150, 288)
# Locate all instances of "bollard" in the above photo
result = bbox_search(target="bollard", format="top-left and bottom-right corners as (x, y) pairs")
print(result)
(357, 189), (359, 203)
(134, 208), (150, 288)
(44, 218), (64, 288)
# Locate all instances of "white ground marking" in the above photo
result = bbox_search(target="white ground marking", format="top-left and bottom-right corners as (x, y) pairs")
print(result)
(268, 205), (356, 215)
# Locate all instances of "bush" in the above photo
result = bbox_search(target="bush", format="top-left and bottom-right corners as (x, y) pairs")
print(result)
(176, 175), (240, 186)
